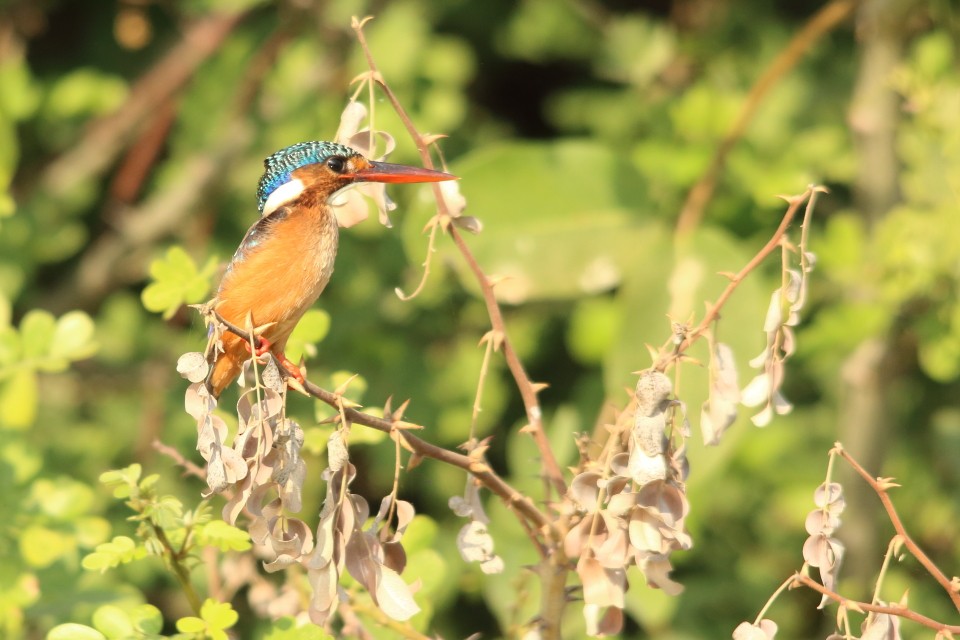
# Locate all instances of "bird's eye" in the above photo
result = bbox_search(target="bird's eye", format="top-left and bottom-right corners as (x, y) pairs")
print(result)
(326, 156), (346, 173)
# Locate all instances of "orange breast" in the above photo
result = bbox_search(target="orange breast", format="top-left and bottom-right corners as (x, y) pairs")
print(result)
(207, 205), (339, 397)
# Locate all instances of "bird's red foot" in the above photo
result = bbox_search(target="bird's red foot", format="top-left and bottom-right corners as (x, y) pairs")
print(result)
(276, 353), (306, 386)
(243, 337), (306, 386)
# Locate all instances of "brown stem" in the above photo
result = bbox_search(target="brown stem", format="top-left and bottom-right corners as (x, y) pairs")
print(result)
(537, 561), (569, 640)
(303, 377), (553, 535)
(836, 444), (960, 612)
(673, 0), (857, 240)
(38, 11), (247, 199)
(351, 16), (567, 498)
(152, 439), (208, 480)
(150, 521), (203, 615)
(793, 573), (960, 633)
(656, 187), (817, 371)
(209, 305), (553, 539)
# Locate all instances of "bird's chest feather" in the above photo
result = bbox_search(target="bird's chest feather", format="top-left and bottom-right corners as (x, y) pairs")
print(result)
(217, 206), (339, 332)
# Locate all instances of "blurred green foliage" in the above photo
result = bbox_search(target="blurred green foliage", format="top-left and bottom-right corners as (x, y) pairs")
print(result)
(2, 0), (959, 638)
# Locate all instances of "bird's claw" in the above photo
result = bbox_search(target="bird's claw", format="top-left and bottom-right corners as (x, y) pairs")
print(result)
(277, 354), (306, 386)
(243, 337), (305, 386)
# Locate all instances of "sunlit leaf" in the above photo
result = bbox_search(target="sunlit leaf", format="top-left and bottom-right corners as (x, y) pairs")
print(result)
(141, 246), (216, 319)
(0, 368), (37, 429)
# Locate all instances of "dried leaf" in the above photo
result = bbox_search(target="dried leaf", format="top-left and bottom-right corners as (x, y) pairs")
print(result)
(805, 510), (841, 536)
(578, 556), (625, 609)
(741, 374), (770, 408)
(177, 352), (209, 383)
(861, 611), (901, 640)
(702, 342), (740, 445)
(813, 483), (844, 509)
(382, 540), (407, 574)
(638, 553), (684, 595)
(457, 520), (498, 564)
(438, 179), (467, 216)
(569, 472), (602, 512)
(184, 382), (216, 420)
(327, 430), (349, 473)
(762, 289), (783, 332)
(733, 619), (778, 640)
(375, 564), (421, 621)
(635, 371), (672, 416)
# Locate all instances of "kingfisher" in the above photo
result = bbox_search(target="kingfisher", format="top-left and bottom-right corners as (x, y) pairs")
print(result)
(205, 140), (456, 398)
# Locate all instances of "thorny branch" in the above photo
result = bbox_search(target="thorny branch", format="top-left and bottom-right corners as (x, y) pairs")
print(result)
(655, 186), (824, 372)
(752, 444), (960, 636)
(351, 16), (568, 499)
(206, 312), (554, 544)
(834, 443), (960, 612)
(792, 573), (960, 635)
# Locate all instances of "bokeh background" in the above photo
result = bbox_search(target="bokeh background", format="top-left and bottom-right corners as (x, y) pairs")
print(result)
(2, 0), (959, 638)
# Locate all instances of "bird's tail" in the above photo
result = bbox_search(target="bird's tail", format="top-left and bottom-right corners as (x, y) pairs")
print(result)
(205, 332), (248, 398)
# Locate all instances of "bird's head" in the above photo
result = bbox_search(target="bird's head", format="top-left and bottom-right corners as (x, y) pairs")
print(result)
(257, 140), (456, 216)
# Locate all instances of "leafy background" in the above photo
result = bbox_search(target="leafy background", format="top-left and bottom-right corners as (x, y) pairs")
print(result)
(2, 0), (959, 637)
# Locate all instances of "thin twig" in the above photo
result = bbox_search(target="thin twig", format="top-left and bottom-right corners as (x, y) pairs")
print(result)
(350, 16), (567, 498)
(656, 187), (819, 371)
(673, 0), (857, 239)
(208, 311), (554, 539)
(305, 376), (553, 535)
(835, 443), (960, 612)
(38, 11), (247, 200)
(150, 521), (203, 614)
(793, 573), (960, 634)
(152, 439), (207, 480)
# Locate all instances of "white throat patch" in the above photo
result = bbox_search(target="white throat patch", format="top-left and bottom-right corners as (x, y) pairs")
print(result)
(262, 178), (305, 217)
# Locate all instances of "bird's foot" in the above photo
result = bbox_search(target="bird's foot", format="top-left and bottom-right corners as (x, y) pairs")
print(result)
(276, 353), (306, 387)
(243, 337), (306, 387)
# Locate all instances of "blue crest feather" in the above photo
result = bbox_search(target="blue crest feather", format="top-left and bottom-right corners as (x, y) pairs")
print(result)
(256, 141), (358, 212)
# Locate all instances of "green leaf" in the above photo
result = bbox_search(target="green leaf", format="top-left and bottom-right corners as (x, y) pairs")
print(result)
(0, 59), (41, 122)
(285, 309), (331, 363)
(49, 310), (98, 363)
(262, 617), (333, 640)
(45, 68), (127, 120)
(0, 368), (37, 429)
(566, 296), (624, 365)
(74, 516), (111, 548)
(128, 604), (163, 635)
(19, 310), (56, 362)
(0, 293), (11, 328)
(195, 520), (252, 552)
(200, 599), (238, 630)
(81, 536), (147, 572)
(175, 616), (206, 634)
(0, 325), (21, 370)
(100, 464), (141, 488)
(405, 141), (660, 303)
(46, 624), (107, 640)
(19, 525), (75, 568)
(30, 476), (95, 519)
(141, 246), (215, 319)
(91, 605), (134, 639)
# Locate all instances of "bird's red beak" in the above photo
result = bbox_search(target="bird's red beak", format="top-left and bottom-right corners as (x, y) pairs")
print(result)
(347, 161), (457, 184)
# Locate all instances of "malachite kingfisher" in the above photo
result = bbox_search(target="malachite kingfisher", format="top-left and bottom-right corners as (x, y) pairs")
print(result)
(206, 140), (456, 398)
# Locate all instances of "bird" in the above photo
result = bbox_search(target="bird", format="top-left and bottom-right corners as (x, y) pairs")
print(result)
(205, 140), (456, 398)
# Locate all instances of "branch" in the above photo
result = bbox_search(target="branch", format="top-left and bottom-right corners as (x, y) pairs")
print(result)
(208, 312), (554, 539)
(673, 0), (857, 239)
(792, 573), (960, 634)
(306, 379), (553, 535)
(37, 11), (247, 199)
(655, 186), (819, 371)
(835, 443), (960, 612)
(351, 16), (567, 498)
(152, 439), (207, 480)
